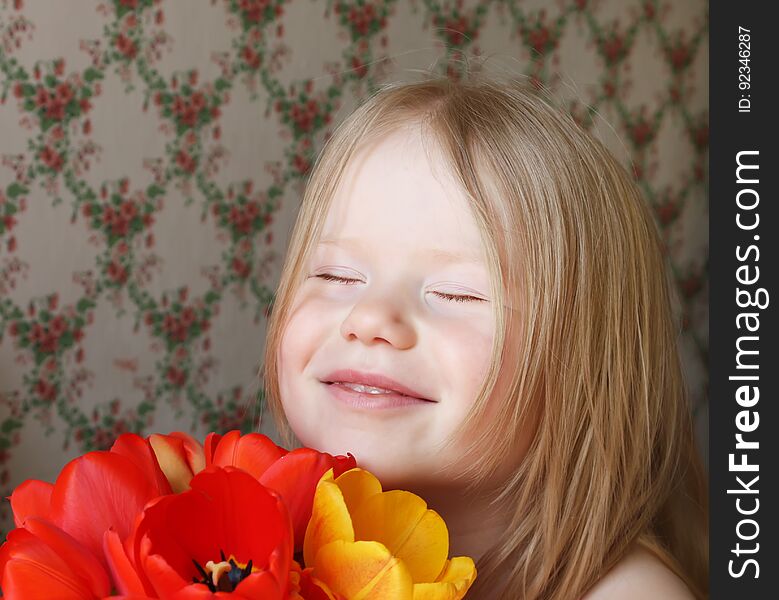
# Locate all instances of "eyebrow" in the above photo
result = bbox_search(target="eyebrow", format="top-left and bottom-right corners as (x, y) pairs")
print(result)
(317, 237), (484, 265)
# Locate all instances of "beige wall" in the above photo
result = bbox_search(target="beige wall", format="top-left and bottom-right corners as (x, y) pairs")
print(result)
(0, 0), (708, 536)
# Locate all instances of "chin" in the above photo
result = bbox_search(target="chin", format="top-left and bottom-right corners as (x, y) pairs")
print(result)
(350, 447), (426, 489)
(304, 432), (404, 481)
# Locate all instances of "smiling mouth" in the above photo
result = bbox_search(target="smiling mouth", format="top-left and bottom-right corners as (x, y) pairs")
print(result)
(324, 381), (421, 398)
(322, 381), (435, 408)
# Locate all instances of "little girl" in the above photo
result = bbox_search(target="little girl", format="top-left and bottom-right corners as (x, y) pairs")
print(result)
(262, 75), (708, 600)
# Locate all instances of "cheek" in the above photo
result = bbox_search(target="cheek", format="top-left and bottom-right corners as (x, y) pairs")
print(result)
(277, 300), (322, 413)
(438, 319), (494, 405)
(421, 319), (495, 450)
(278, 289), (328, 367)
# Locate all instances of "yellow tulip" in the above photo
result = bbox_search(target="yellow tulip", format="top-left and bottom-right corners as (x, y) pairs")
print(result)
(304, 468), (477, 599)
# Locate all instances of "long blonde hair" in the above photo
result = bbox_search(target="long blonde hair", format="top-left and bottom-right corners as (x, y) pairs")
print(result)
(262, 74), (708, 600)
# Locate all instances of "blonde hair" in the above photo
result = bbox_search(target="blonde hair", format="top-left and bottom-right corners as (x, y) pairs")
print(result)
(262, 74), (708, 600)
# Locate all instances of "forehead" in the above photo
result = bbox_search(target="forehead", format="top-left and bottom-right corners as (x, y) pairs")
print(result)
(320, 126), (486, 260)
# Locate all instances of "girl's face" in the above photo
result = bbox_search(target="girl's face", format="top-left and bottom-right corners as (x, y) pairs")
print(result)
(278, 125), (496, 489)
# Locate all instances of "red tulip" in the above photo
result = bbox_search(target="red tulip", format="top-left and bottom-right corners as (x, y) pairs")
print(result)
(1, 434), (171, 598)
(206, 431), (356, 550)
(5, 435), (171, 579)
(107, 466), (296, 598)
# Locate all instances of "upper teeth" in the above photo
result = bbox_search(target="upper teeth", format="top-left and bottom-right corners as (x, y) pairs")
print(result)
(337, 382), (398, 395)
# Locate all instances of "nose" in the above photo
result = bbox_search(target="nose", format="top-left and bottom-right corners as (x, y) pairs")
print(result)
(340, 291), (417, 349)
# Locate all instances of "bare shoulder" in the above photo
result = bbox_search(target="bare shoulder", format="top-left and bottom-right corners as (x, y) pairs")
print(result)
(582, 546), (695, 600)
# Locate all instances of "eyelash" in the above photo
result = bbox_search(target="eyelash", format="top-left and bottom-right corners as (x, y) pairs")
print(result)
(314, 273), (486, 304)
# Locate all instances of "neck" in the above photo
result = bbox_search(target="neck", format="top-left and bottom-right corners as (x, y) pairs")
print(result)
(412, 482), (517, 600)
(405, 480), (513, 565)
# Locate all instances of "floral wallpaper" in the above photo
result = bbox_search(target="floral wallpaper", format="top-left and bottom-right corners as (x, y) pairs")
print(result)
(0, 0), (708, 538)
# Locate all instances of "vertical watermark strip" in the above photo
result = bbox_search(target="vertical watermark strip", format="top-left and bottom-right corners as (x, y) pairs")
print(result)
(710, 2), (777, 598)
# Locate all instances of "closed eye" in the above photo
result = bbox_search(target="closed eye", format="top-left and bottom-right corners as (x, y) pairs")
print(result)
(313, 273), (486, 303)
(314, 273), (361, 285)
(433, 291), (486, 303)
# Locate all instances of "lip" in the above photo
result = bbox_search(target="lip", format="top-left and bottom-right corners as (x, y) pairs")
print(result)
(324, 382), (434, 410)
(320, 369), (435, 402)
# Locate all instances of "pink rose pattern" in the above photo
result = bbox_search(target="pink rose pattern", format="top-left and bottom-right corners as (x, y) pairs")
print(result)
(0, 0), (708, 537)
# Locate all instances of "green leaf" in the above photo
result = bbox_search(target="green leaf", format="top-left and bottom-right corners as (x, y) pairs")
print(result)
(138, 401), (154, 416)
(1, 418), (21, 434)
(84, 67), (103, 83)
(7, 182), (29, 199)
(77, 298), (95, 313)
(59, 330), (74, 348)
(147, 184), (165, 198)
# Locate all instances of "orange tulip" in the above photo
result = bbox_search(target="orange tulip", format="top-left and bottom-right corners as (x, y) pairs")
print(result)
(303, 469), (476, 600)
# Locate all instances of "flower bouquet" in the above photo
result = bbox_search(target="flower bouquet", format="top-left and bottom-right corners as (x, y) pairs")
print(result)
(0, 430), (476, 599)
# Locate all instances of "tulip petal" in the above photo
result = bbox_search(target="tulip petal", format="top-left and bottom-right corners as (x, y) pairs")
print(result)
(9, 479), (53, 527)
(351, 490), (449, 584)
(233, 570), (285, 598)
(260, 449), (357, 550)
(203, 432), (221, 465)
(49, 451), (165, 567)
(0, 518), (111, 599)
(313, 540), (413, 600)
(332, 468), (383, 516)
(189, 466), (293, 572)
(148, 434), (196, 494)
(1, 558), (92, 600)
(104, 528), (150, 596)
(303, 469), (355, 568)
(167, 431), (206, 472)
(25, 518), (111, 594)
(131, 467), (293, 597)
(298, 567), (342, 600)
(142, 552), (190, 598)
(110, 433), (173, 496)
(210, 430), (287, 480)
(412, 557), (477, 600)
